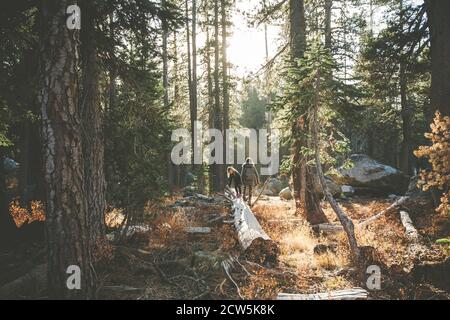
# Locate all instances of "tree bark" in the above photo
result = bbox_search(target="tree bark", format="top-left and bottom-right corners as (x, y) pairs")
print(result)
(38, 0), (95, 299)
(80, 0), (106, 245)
(324, 0), (332, 50)
(221, 0), (229, 192)
(162, 1), (175, 192)
(205, 10), (215, 193)
(425, 0), (450, 117)
(289, 0), (328, 224)
(213, 0), (224, 191)
(399, 0), (412, 175)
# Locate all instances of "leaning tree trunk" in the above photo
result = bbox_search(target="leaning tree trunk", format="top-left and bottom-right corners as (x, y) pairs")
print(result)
(311, 74), (361, 264)
(80, 0), (106, 246)
(425, 0), (450, 117)
(290, 0), (328, 225)
(38, 0), (95, 299)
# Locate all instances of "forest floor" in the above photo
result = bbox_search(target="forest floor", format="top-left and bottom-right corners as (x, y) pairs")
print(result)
(95, 193), (449, 300)
(1, 193), (449, 299)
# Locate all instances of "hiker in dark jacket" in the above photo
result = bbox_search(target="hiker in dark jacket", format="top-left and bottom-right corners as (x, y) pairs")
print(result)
(227, 167), (242, 198)
(241, 158), (260, 205)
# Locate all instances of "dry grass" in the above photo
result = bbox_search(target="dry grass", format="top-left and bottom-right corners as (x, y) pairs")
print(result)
(322, 276), (354, 291)
(314, 251), (347, 270)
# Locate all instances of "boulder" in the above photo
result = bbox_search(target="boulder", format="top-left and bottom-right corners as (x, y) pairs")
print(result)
(341, 185), (355, 196)
(313, 175), (341, 197)
(279, 187), (293, 200)
(328, 154), (409, 195)
(267, 177), (283, 195)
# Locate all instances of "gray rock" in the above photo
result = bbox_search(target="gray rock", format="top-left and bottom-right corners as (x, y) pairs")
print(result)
(279, 187), (293, 200)
(328, 154), (409, 195)
(267, 177), (283, 194)
(341, 185), (355, 196)
(262, 189), (274, 196)
(313, 175), (341, 197)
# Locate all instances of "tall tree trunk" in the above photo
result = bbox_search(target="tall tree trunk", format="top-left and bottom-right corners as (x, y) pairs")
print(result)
(205, 15), (215, 193)
(38, 0), (95, 299)
(213, 0), (224, 191)
(290, 0), (328, 224)
(172, 32), (182, 187)
(192, 0), (204, 193)
(162, 1), (174, 192)
(221, 0), (229, 181)
(80, 1), (106, 245)
(324, 0), (332, 50)
(425, 0), (450, 117)
(263, 0), (269, 62)
(399, 0), (412, 175)
(186, 0), (194, 161)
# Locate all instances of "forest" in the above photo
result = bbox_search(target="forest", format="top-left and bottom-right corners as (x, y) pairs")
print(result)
(0, 0), (449, 301)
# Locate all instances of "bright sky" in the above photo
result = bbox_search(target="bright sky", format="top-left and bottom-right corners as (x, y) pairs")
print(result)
(227, 1), (280, 76)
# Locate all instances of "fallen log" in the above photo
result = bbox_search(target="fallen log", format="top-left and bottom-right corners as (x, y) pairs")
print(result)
(277, 287), (369, 300)
(399, 210), (421, 241)
(185, 226), (211, 234)
(358, 196), (409, 228)
(312, 223), (345, 234)
(314, 196), (411, 234)
(231, 197), (279, 265)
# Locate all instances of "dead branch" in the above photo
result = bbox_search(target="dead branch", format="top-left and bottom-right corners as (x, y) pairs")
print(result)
(221, 260), (243, 299)
(277, 287), (369, 300)
(358, 196), (409, 228)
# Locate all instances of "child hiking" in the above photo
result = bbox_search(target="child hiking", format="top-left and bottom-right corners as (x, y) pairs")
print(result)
(227, 167), (242, 198)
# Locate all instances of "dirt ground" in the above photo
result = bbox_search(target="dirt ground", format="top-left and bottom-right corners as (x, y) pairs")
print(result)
(1, 193), (449, 300)
(95, 193), (449, 300)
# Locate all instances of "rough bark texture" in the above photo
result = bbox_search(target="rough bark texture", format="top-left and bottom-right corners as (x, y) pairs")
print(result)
(213, 0), (224, 192)
(38, 0), (95, 299)
(290, 0), (328, 225)
(399, 0), (413, 175)
(221, 0), (230, 160)
(80, 0), (106, 245)
(324, 0), (332, 50)
(205, 15), (215, 193)
(425, 0), (450, 117)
